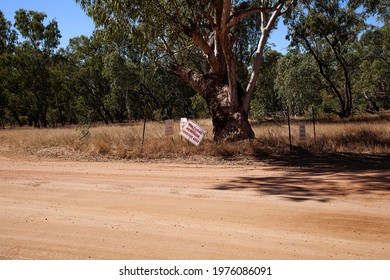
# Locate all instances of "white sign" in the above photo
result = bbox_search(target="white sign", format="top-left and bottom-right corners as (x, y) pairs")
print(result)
(165, 119), (174, 136)
(180, 119), (206, 146)
(180, 118), (188, 132)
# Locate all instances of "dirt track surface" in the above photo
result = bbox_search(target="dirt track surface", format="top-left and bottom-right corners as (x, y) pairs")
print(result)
(0, 152), (389, 260)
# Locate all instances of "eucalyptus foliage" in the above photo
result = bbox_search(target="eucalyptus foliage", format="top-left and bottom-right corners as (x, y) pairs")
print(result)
(75, 0), (294, 140)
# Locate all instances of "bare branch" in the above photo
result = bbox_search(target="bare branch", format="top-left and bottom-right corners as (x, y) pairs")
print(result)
(243, 2), (286, 112)
(187, 30), (221, 74)
(226, 0), (288, 30)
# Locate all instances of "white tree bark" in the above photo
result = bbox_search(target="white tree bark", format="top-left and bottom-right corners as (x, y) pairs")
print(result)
(244, 2), (287, 112)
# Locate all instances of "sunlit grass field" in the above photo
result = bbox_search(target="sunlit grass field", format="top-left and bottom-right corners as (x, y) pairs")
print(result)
(0, 113), (389, 161)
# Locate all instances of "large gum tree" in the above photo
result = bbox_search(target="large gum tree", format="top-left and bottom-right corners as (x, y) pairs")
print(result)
(76, 0), (294, 141)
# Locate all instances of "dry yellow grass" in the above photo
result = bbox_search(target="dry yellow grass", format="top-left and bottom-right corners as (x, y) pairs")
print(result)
(0, 114), (389, 160)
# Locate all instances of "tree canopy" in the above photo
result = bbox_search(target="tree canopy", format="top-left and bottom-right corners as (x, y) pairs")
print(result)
(0, 1), (388, 135)
(75, 0), (294, 141)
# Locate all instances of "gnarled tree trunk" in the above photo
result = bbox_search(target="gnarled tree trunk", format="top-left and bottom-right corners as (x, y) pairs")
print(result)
(170, 65), (254, 141)
(206, 84), (254, 141)
(77, 0), (293, 141)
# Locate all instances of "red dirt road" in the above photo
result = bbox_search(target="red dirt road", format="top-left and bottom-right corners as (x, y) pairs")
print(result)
(0, 153), (389, 259)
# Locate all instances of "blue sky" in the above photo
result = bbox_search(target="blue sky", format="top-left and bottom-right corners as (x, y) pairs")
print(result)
(1, 0), (95, 48)
(269, 21), (290, 54)
(0, 0), (290, 51)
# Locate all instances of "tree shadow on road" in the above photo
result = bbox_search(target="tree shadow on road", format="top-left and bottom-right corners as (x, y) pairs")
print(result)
(214, 153), (390, 203)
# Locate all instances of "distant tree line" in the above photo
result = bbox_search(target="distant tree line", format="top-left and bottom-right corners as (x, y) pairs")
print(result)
(252, 0), (389, 119)
(0, 1), (388, 128)
(0, 9), (201, 128)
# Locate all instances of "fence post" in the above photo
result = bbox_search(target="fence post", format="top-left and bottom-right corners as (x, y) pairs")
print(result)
(312, 106), (317, 145)
(287, 106), (293, 154)
(141, 103), (147, 153)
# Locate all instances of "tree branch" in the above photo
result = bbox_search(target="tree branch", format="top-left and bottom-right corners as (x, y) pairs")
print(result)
(243, 2), (286, 112)
(304, 36), (346, 112)
(186, 29), (221, 74)
(226, 0), (288, 30)
(168, 64), (210, 96)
